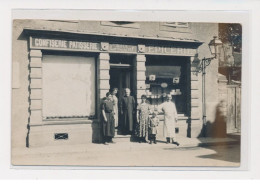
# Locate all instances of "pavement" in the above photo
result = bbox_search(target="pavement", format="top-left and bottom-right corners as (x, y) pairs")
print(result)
(12, 133), (241, 157)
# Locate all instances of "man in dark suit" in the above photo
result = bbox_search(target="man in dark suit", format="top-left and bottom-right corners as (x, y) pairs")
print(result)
(120, 88), (136, 134)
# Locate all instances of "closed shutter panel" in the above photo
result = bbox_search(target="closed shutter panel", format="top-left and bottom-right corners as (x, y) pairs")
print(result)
(42, 55), (95, 119)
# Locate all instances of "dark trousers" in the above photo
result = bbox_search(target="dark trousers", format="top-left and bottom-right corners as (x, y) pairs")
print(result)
(149, 134), (156, 143)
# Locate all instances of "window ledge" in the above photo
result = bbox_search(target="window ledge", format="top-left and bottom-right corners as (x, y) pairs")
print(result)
(30, 119), (97, 126)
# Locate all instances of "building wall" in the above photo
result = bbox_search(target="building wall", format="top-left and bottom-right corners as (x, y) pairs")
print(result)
(191, 23), (219, 136)
(12, 20), (31, 149)
(12, 20), (219, 150)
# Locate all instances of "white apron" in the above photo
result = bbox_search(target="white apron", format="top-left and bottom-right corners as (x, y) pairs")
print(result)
(159, 101), (178, 138)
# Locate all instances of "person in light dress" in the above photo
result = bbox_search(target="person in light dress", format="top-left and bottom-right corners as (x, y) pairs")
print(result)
(158, 94), (180, 146)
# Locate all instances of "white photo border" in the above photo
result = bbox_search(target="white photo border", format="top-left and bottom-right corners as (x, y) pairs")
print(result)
(10, 9), (250, 171)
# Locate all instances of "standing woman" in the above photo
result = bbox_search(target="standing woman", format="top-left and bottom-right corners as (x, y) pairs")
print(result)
(111, 88), (119, 129)
(101, 92), (115, 145)
(135, 95), (150, 143)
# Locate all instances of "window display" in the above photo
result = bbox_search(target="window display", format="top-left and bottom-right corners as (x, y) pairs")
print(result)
(145, 56), (190, 115)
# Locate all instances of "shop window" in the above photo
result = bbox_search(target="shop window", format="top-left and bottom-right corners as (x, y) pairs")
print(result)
(164, 22), (189, 28)
(145, 56), (190, 115)
(160, 22), (191, 33)
(42, 54), (96, 120)
(47, 20), (79, 23)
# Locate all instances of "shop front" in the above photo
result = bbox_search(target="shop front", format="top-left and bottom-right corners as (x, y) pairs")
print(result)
(24, 29), (203, 146)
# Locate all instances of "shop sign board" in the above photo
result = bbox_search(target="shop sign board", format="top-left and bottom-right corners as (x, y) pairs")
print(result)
(109, 44), (137, 53)
(145, 45), (197, 56)
(30, 37), (100, 51)
(30, 37), (197, 56)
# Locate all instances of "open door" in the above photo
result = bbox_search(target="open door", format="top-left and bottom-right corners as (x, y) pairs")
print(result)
(109, 66), (133, 101)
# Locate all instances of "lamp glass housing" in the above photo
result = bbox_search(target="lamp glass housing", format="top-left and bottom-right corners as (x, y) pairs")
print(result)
(208, 36), (223, 57)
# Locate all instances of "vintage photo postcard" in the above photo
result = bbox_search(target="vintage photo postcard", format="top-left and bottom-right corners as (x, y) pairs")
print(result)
(11, 18), (242, 167)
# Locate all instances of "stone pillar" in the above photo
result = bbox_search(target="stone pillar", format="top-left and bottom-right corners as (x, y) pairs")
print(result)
(27, 49), (43, 147)
(29, 50), (43, 126)
(133, 54), (146, 104)
(189, 56), (202, 137)
(95, 53), (110, 143)
(97, 53), (110, 119)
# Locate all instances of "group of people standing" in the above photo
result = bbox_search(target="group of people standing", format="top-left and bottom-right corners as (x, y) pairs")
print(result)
(100, 88), (180, 146)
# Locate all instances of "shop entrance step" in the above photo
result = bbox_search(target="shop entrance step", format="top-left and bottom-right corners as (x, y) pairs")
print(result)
(113, 134), (132, 142)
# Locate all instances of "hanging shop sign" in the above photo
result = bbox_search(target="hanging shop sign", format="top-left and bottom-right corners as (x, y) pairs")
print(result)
(30, 37), (197, 56)
(149, 75), (156, 81)
(173, 77), (180, 84)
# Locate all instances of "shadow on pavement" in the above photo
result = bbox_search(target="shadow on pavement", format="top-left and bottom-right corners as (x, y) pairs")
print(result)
(161, 99), (241, 164)
(195, 100), (241, 164)
(196, 141), (240, 163)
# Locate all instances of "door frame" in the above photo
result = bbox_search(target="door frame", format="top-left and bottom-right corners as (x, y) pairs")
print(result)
(109, 64), (134, 100)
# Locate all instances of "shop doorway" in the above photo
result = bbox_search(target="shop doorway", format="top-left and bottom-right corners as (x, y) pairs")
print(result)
(109, 54), (135, 135)
(109, 65), (134, 135)
(109, 65), (133, 101)
(109, 54), (135, 99)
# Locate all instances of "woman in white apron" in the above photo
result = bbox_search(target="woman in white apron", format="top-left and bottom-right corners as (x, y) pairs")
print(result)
(158, 94), (180, 146)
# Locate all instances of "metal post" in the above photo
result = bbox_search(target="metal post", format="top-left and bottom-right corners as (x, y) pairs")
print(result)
(201, 57), (214, 136)
(197, 36), (222, 137)
(202, 58), (207, 136)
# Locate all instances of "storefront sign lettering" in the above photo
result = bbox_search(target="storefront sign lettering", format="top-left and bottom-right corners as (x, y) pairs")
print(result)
(34, 39), (68, 48)
(146, 46), (196, 56)
(31, 38), (100, 51)
(30, 37), (197, 56)
(68, 41), (99, 50)
(109, 44), (137, 53)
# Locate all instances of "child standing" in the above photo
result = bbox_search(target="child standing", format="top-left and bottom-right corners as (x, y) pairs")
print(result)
(148, 112), (160, 144)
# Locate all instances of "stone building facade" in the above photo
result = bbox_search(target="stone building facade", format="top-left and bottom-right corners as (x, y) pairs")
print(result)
(12, 20), (220, 148)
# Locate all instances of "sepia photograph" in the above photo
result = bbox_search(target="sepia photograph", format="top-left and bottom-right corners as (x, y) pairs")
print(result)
(11, 19), (242, 167)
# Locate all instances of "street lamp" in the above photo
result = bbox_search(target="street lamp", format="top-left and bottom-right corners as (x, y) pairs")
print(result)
(198, 36), (223, 136)
(208, 36), (223, 58)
